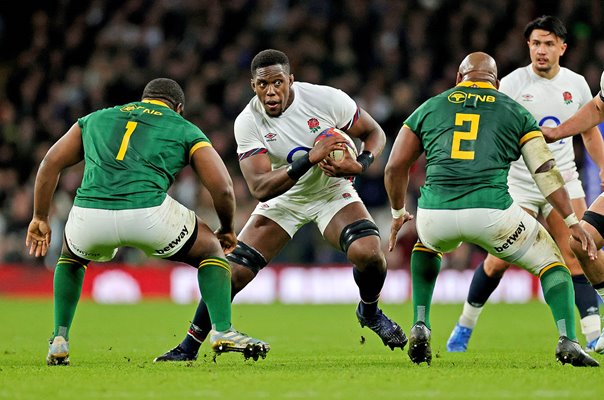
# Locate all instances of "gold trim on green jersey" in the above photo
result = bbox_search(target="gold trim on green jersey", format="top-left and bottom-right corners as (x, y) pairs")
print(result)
(142, 99), (170, 108)
(456, 81), (497, 90)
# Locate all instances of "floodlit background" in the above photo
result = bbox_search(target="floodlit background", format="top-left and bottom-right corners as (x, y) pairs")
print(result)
(0, 0), (603, 302)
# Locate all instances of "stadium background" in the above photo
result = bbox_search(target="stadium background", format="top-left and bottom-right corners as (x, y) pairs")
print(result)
(0, 0), (603, 303)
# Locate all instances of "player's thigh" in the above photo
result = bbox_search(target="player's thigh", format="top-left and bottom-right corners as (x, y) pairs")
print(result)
(238, 214), (291, 262)
(64, 206), (119, 261)
(415, 208), (463, 253)
(482, 205), (563, 275)
(322, 201), (379, 251)
(582, 195), (604, 248)
(119, 195), (201, 259)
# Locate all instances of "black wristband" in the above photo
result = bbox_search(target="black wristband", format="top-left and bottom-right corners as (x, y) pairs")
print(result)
(286, 153), (313, 180)
(356, 151), (374, 172)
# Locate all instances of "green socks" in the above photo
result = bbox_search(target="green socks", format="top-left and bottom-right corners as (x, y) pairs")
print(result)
(540, 265), (577, 340)
(197, 257), (232, 332)
(410, 243), (442, 329)
(53, 255), (87, 339)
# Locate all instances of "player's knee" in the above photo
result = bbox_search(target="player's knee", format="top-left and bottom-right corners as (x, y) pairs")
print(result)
(348, 245), (386, 272)
(582, 211), (604, 248)
(339, 219), (381, 254)
(230, 264), (256, 293)
(483, 255), (509, 279)
(226, 241), (267, 276)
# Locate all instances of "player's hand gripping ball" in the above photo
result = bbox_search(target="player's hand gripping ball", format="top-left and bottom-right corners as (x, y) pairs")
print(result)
(314, 128), (358, 161)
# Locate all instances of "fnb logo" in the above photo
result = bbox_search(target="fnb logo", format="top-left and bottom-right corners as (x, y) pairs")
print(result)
(447, 91), (496, 104)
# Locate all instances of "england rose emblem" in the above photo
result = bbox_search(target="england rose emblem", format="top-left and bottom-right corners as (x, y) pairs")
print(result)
(307, 118), (321, 133)
(562, 91), (572, 104)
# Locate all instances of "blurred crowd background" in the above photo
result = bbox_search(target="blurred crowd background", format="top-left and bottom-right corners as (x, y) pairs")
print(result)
(1, 0), (603, 270)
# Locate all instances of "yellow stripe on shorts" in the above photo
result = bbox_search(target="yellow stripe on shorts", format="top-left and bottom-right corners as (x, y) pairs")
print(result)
(412, 242), (442, 258)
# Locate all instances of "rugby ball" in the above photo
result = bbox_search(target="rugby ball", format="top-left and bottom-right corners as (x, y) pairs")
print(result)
(314, 128), (358, 161)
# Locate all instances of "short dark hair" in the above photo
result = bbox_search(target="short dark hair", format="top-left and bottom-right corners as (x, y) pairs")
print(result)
(524, 15), (567, 42)
(141, 78), (185, 109)
(250, 49), (290, 76)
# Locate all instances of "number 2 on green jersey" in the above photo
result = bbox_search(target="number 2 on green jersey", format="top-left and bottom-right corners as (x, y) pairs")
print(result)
(116, 121), (138, 160)
(451, 113), (480, 160)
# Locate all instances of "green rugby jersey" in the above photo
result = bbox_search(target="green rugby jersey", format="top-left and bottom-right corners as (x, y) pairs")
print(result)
(74, 100), (211, 210)
(404, 81), (541, 210)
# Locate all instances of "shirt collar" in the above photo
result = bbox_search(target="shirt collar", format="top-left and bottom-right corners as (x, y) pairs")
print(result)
(142, 99), (170, 108)
(456, 81), (497, 90)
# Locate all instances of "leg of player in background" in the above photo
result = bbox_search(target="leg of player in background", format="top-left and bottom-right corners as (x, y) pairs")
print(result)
(547, 198), (601, 350)
(569, 196), (604, 353)
(323, 203), (408, 351)
(446, 255), (509, 352)
(155, 215), (289, 362)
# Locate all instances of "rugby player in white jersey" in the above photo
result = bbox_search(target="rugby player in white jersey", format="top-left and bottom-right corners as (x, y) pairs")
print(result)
(447, 15), (604, 353)
(154, 49), (408, 362)
(544, 70), (604, 352)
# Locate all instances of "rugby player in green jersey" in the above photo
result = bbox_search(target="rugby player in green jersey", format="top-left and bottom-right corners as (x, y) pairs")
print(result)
(385, 52), (598, 367)
(26, 78), (269, 365)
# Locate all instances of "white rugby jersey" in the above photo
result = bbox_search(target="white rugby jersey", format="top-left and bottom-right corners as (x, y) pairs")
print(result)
(234, 81), (360, 200)
(503, 65), (593, 184)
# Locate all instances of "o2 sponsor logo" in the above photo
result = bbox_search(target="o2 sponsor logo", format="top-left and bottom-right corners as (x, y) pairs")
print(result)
(287, 146), (311, 163)
(538, 115), (564, 144)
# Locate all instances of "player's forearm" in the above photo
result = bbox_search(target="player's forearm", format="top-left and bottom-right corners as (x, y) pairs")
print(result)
(360, 127), (386, 159)
(210, 186), (236, 233)
(552, 98), (604, 140)
(384, 165), (409, 210)
(32, 160), (60, 219)
(246, 169), (298, 202)
(545, 186), (575, 222)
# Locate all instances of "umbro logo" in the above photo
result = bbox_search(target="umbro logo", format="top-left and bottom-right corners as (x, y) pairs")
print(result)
(521, 94), (533, 101)
(265, 132), (277, 142)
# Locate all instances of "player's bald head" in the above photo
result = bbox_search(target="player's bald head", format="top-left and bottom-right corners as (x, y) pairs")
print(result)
(457, 52), (498, 85)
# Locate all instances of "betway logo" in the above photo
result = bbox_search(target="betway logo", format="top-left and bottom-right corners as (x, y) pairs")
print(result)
(156, 225), (189, 254)
(494, 222), (525, 252)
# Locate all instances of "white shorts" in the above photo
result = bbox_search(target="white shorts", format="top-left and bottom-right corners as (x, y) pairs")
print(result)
(64, 195), (197, 261)
(249, 181), (362, 237)
(416, 204), (564, 275)
(508, 168), (584, 217)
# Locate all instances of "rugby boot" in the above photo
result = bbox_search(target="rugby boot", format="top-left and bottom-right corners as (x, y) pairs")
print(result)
(446, 323), (473, 352)
(556, 336), (599, 367)
(356, 303), (408, 350)
(47, 336), (70, 366)
(210, 327), (270, 361)
(153, 345), (197, 362)
(408, 322), (432, 365)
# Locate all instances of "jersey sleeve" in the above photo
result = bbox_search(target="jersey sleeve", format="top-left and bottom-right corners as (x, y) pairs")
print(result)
(516, 106), (542, 144)
(234, 110), (265, 156)
(600, 71), (604, 100)
(185, 123), (212, 161)
(402, 99), (431, 136)
(327, 87), (360, 130)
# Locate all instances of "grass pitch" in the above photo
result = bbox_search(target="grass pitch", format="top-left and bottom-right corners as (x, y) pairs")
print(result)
(1, 299), (600, 399)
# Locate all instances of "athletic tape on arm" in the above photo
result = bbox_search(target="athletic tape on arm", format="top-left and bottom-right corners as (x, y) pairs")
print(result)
(520, 136), (565, 198)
